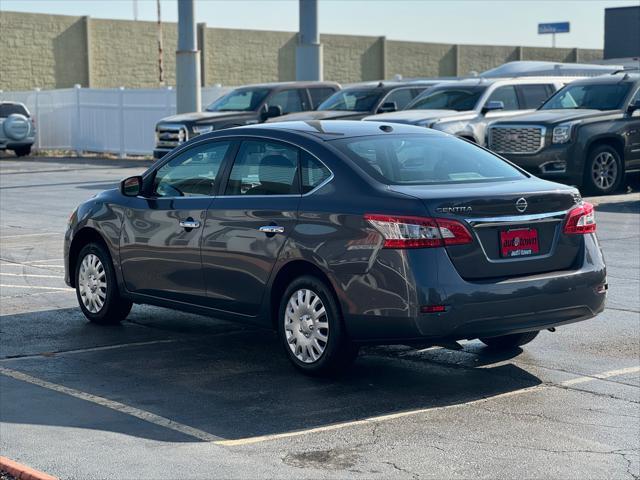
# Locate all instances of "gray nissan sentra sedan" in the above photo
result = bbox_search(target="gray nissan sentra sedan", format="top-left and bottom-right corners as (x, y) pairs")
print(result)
(64, 121), (606, 375)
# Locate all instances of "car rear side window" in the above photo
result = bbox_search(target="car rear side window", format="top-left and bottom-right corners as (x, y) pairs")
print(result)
(0, 104), (28, 117)
(518, 84), (553, 109)
(225, 140), (300, 195)
(301, 153), (331, 194)
(154, 141), (230, 197)
(308, 88), (336, 109)
(333, 135), (525, 185)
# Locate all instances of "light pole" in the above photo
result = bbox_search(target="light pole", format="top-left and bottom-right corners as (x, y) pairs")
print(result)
(176, 0), (201, 113)
(296, 0), (323, 81)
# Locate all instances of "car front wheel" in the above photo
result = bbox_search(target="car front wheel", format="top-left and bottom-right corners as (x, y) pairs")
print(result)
(584, 145), (623, 195)
(75, 242), (132, 324)
(278, 275), (358, 375)
(479, 331), (539, 350)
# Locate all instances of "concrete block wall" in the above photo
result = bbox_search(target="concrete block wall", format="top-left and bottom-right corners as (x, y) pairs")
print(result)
(0, 11), (89, 89)
(0, 11), (604, 91)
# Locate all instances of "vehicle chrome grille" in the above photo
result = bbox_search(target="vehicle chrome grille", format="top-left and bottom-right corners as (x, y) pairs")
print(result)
(488, 126), (545, 154)
(155, 124), (188, 150)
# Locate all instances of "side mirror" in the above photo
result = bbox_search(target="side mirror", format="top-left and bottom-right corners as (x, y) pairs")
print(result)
(482, 100), (504, 115)
(378, 101), (398, 113)
(121, 175), (143, 197)
(627, 99), (640, 115)
(265, 105), (283, 119)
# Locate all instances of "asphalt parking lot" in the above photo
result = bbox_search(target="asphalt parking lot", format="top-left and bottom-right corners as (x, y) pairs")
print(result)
(0, 154), (639, 479)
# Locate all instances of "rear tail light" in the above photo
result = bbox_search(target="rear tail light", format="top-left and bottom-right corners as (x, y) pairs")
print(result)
(365, 214), (473, 249)
(564, 202), (596, 235)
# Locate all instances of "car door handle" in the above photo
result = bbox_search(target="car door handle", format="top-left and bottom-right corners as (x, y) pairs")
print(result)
(179, 219), (201, 229)
(259, 225), (285, 234)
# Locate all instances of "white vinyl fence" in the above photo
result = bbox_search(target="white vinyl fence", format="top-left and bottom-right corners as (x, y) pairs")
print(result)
(0, 85), (230, 157)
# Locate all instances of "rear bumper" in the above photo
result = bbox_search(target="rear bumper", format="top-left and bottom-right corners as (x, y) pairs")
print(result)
(342, 233), (606, 343)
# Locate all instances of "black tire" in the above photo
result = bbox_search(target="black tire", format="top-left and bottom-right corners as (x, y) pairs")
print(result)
(278, 275), (358, 376)
(479, 331), (539, 350)
(75, 242), (132, 325)
(13, 146), (31, 157)
(583, 144), (623, 195)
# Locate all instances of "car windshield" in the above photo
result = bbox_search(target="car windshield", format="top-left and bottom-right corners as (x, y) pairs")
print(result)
(0, 104), (28, 117)
(333, 135), (525, 185)
(541, 83), (632, 111)
(206, 88), (270, 112)
(318, 89), (383, 111)
(407, 86), (486, 111)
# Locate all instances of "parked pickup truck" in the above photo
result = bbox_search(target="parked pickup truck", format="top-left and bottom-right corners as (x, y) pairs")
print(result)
(266, 81), (440, 123)
(363, 77), (573, 145)
(0, 101), (35, 157)
(153, 82), (340, 158)
(487, 72), (640, 195)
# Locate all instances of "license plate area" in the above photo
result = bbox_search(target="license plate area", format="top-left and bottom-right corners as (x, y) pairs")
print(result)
(499, 228), (540, 258)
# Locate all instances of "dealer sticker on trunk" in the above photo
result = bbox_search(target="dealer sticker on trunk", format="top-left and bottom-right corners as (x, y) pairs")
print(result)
(500, 228), (540, 258)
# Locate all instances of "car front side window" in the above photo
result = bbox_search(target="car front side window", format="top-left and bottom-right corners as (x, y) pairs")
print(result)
(487, 86), (520, 110)
(268, 90), (304, 114)
(153, 141), (231, 197)
(225, 140), (300, 196)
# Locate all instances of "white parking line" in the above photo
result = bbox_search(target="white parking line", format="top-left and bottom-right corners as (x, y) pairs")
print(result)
(0, 284), (73, 292)
(0, 363), (637, 447)
(0, 272), (64, 279)
(0, 366), (219, 442)
(0, 232), (61, 239)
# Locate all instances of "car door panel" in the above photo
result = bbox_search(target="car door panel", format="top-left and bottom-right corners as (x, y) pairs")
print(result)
(201, 139), (301, 316)
(119, 140), (232, 304)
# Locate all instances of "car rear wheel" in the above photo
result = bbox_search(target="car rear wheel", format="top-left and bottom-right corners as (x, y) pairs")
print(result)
(584, 145), (623, 195)
(13, 146), (31, 157)
(75, 243), (132, 325)
(278, 275), (358, 375)
(479, 331), (539, 350)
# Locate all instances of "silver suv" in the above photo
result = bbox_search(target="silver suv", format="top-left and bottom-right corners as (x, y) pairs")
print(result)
(363, 77), (576, 145)
(0, 102), (36, 157)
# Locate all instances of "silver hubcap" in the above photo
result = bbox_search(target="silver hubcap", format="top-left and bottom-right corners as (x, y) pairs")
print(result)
(284, 289), (329, 364)
(592, 152), (618, 190)
(78, 253), (107, 313)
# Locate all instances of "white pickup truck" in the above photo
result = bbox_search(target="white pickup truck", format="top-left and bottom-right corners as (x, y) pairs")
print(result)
(0, 102), (36, 157)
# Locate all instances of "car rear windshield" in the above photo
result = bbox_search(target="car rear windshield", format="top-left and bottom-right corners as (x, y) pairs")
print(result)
(206, 88), (270, 112)
(0, 104), (28, 117)
(407, 86), (486, 111)
(318, 89), (383, 112)
(541, 83), (632, 111)
(332, 135), (525, 185)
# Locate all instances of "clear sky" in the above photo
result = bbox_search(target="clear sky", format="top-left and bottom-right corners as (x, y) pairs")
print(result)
(1, 0), (637, 49)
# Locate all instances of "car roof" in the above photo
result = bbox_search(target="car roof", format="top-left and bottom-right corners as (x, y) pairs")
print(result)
(226, 120), (449, 141)
(340, 80), (440, 92)
(232, 81), (341, 91)
(428, 76), (579, 89)
(559, 72), (640, 86)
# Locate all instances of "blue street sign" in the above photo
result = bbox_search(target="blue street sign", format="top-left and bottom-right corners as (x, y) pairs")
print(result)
(538, 22), (570, 34)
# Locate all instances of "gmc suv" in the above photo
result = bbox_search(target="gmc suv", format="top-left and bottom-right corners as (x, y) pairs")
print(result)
(487, 73), (640, 195)
(363, 77), (573, 145)
(153, 82), (339, 158)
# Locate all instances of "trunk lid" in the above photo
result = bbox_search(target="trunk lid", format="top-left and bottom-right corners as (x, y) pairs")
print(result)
(390, 178), (583, 280)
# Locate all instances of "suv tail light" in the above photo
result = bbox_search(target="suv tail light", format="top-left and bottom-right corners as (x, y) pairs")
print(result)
(365, 214), (473, 249)
(564, 202), (596, 234)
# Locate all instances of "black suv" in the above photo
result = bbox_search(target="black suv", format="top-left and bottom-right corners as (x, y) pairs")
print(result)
(153, 82), (340, 158)
(487, 73), (640, 194)
(266, 81), (440, 123)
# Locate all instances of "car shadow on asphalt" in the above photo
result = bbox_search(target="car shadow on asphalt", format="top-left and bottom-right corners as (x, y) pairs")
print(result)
(593, 199), (640, 214)
(0, 306), (542, 443)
